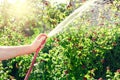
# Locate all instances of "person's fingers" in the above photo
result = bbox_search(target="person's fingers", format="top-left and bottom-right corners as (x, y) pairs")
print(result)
(36, 34), (47, 40)
(39, 36), (46, 43)
(36, 35), (47, 50)
(37, 34), (47, 46)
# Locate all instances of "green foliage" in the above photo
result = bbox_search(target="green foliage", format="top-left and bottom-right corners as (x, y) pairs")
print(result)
(28, 24), (120, 80)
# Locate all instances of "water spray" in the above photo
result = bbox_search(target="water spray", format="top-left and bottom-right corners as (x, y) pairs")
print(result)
(47, 0), (109, 37)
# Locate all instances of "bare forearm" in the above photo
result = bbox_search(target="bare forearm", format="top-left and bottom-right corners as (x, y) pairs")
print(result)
(0, 45), (34, 60)
(0, 34), (47, 61)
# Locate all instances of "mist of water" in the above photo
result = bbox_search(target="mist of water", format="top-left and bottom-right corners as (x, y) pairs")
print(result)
(48, 0), (105, 37)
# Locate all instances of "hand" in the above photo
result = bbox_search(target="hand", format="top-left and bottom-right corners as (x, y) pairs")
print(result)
(30, 34), (47, 52)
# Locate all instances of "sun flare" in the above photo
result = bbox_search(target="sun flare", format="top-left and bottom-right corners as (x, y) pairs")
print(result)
(8, 0), (16, 4)
(0, 0), (68, 20)
(8, 0), (26, 4)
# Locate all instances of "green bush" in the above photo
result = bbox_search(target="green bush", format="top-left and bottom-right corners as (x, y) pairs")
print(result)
(29, 24), (120, 80)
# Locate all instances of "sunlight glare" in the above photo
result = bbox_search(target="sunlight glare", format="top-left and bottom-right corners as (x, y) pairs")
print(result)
(8, 0), (16, 4)
(8, 0), (26, 4)
(6, 0), (30, 19)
